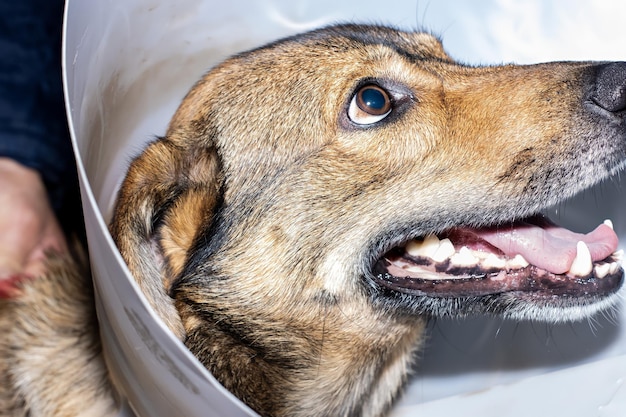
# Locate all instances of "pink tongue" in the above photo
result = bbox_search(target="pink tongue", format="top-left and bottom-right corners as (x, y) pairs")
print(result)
(468, 219), (619, 274)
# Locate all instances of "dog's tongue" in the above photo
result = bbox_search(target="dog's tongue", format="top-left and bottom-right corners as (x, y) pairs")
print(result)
(459, 217), (619, 274)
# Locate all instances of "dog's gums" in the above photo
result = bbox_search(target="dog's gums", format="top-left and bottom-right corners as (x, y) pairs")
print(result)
(376, 215), (623, 298)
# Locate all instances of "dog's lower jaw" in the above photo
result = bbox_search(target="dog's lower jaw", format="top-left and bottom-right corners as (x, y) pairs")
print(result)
(179, 300), (426, 417)
(357, 330), (424, 417)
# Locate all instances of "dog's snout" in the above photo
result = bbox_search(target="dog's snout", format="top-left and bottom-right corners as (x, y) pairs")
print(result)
(591, 62), (626, 113)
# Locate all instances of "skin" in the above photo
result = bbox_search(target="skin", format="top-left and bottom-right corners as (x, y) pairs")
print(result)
(0, 157), (67, 298)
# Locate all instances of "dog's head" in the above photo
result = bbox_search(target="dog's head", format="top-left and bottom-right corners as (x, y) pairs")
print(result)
(111, 24), (625, 416)
(166, 24), (624, 318)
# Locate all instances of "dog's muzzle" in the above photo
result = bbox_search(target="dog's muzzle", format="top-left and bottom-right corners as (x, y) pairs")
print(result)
(372, 62), (626, 303)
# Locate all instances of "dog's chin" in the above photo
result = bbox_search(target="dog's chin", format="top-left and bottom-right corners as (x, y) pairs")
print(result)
(369, 214), (624, 322)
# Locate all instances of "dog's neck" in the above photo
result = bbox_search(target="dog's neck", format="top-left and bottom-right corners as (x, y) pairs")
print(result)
(176, 283), (425, 417)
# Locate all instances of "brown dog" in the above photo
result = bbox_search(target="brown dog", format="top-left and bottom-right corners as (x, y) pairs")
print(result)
(3, 24), (626, 417)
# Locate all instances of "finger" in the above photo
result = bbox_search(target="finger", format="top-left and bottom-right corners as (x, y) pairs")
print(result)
(0, 255), (27, 280)
(0, 274), (32, 299)
(0, 213), (40, 275)
(22, 232), (68, 282)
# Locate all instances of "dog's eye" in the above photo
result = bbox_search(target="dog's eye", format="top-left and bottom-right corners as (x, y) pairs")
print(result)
(348, 85), (392, 125)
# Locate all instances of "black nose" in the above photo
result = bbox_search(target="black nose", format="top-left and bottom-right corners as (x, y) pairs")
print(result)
(591, 62), (626, 113)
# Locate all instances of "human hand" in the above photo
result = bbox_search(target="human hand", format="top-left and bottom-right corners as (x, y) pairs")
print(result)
(0, 157), (67, 297)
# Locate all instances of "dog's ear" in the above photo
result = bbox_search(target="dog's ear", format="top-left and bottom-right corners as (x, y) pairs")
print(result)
(110, 133), (222, 338)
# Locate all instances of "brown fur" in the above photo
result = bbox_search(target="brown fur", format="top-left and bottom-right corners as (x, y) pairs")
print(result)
(0, 248), (116, 416)
(2, 24), (626, 417)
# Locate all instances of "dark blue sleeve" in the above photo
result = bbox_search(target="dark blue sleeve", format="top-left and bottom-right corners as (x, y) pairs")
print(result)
(0, 0), (79, 226)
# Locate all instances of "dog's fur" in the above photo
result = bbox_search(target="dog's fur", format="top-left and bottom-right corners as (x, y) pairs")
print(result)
(2, 24), (626, 417)
(0, 247), (116, 416)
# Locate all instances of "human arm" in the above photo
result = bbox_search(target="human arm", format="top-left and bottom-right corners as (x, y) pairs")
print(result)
(0, 158), (67, 297)
(0, 0), (78, 296)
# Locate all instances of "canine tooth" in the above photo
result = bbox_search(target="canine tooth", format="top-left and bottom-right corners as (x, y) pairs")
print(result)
(613, 249), (624, 261)
(450, 246), (480, 267)
(609, 262), (620, 275)
(508, 254), (529, 269)
(595, 263), (611, 279)
(431, 238), (455, 263)
(483, 253), (507, 269)
(604, 219), (614, 230)
(568, 241), (593, 277)
(406, 234), (440, 258)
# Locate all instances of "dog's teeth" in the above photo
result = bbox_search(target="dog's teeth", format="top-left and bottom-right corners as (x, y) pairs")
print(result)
(604, 219), (614, 230)
(483, 253), (507, 269)
(594, 263), (611, 279)
(431, 238), (455, 263)
(609, 261), (620, 275)
(405, 264), (428, 274)
(568, 241), (593, 277)
(406, 234), (440, 258)
(613, 249), (624, 261)
(450, 246), (479, 267)
(508, 254), (529, 270)
(405, 240), (423, 257)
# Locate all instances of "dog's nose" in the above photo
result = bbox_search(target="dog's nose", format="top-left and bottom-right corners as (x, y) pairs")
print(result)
(591, 62), (626, 113)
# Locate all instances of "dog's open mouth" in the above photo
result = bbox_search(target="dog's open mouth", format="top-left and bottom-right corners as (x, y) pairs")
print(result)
(374, 215), (624, 298)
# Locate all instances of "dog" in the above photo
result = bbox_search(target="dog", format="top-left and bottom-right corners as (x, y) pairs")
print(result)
(2, 24), (626, 417)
